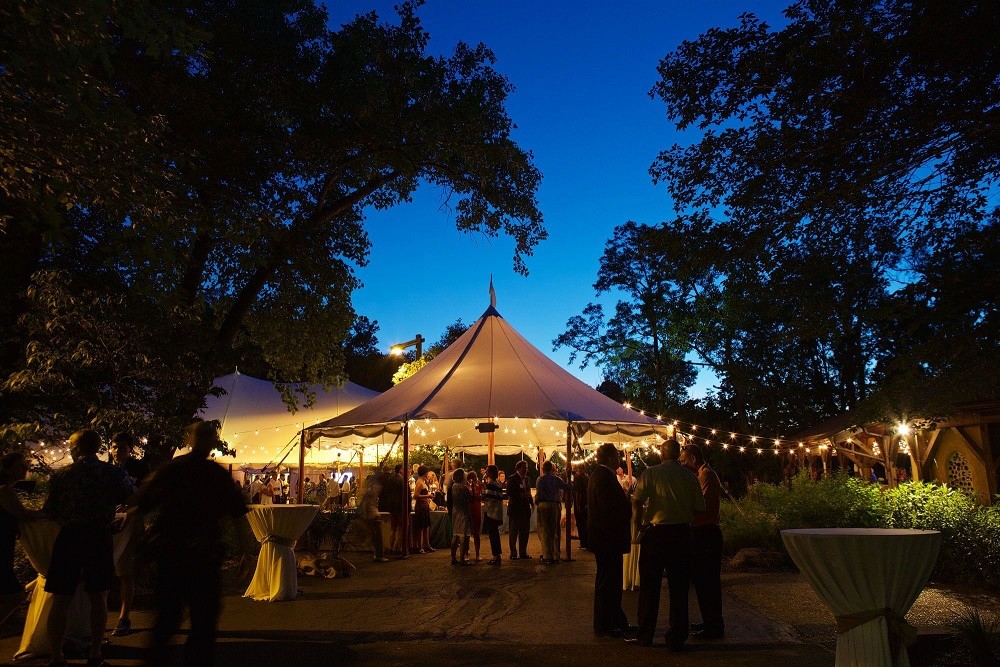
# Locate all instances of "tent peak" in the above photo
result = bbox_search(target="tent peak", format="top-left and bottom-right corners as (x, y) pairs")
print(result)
(482, 304), (501, 318)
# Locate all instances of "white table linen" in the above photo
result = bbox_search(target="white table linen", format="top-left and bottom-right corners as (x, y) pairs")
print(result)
(244, 504), (319, 602)
(15, 518), (130, 660)
(623, 525), (640, 591)
(781, 528), (941, 667)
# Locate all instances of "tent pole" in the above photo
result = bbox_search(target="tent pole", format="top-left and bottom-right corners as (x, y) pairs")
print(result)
(402, 421), (410, 557)
(565, 422), (573, 562)
(359, 449), (365, 492)
(626, 444), (634, 487)
(297, 430), (306, 504)
(488, 418), (495, 465)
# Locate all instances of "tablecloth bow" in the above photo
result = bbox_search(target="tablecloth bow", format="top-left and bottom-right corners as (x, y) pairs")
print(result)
(262, 534), (296, 547)
(835, 607), (917, 666)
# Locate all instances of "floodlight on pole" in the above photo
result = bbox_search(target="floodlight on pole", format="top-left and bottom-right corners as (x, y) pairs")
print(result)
(390, 334), (424, 358)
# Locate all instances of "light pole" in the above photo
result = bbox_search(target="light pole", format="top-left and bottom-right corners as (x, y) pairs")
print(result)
(390, 334), (424, 359)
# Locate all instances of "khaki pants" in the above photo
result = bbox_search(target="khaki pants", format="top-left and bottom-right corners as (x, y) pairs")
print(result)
(536, 501), (561, 561)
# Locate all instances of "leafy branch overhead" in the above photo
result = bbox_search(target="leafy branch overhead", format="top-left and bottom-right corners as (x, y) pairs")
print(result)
(0, 0), (544, 457)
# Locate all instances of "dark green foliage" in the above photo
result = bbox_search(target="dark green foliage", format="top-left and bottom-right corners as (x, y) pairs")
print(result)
(947, 608), (1000, 667)
(306, 507), (357, 557)
(1, 1), (544, 458)
(723, 478), (1000, 588)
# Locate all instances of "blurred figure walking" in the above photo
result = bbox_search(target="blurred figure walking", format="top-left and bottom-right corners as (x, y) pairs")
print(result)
(130, 421), (248, 666)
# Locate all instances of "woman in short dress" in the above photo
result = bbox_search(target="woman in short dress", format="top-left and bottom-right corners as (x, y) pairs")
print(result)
(466, 471), (483, 561)
(412, 466), (434, 553)
(449, 468), (472, 565)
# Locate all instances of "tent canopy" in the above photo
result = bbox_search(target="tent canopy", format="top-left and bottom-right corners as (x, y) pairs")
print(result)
(198, 370), (379, 466)
(305, 304), (671, 455)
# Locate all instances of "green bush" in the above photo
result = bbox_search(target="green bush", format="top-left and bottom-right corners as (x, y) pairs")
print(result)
(719, 500), (781, 555)
(884, 483), (1000, 588)
(720, 476), (1000, 588)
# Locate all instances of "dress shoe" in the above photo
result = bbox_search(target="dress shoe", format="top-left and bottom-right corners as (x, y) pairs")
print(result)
(690, 622), (704, 631)
(520, 554), (533, 559)
(624, 637), (652, 646)
(594, 628), (623, 639)
(510, 554), (520, 560)
(691, 628), (725, 640)
(619, 625), (639, 638)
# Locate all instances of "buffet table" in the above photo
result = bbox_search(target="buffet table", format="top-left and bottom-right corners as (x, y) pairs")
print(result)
(781, 528), (941, 667)
(15, 519), (130, 660)
(244, 504), (319, 602)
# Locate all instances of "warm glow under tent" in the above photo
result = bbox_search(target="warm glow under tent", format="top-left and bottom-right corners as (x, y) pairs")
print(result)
(304, 303), (671, 456)
(198, 370), (378, 466)
(302, 294), (672, 560)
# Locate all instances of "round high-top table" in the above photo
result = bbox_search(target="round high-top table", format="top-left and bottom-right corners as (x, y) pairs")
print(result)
(243, 504), (319, 602)
(15, 519), (130, 660)
(781, 528), (941, 667)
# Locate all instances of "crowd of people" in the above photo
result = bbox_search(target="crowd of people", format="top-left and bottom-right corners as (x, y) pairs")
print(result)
(0, 429), (724, 662)
(354, 439), (723, 653)
(0, 423), (247, 667)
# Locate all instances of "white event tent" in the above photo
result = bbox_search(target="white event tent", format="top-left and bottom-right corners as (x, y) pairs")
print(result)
(199, 370), (378, 468)
(305, 304), (671, 454)
(303, 295), (672, 558)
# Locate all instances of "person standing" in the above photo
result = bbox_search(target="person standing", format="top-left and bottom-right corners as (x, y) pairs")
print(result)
(412, 466), (434, 554)
(359, 474), (389, 562)
(481, 465), (504, 565)
(681, 444), (725, 639)
(573, 467), (590, 551)
(506, 460), (533, 560)
(534, 461), (569, 564)
(259, 473), (276, 505)
(108, 432), (150, 637)
(383, 464), (406, 557)
(449, 469), (472, 565)
(44, 429), (133, 667)
(129, 421), (248, 667)
(627, 439), (705, 650)
(0, 453), (43, 626)
(588, 443), (634, 638)
(466, 471), (483, 561)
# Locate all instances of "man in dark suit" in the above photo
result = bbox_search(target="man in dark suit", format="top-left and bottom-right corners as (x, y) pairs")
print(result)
(506, 460), (534, 559)
(573, 468), (590, 550)
(587, 443), (634, 637)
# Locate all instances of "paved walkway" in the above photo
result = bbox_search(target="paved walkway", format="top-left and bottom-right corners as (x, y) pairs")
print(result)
(3, 533), (993, 666)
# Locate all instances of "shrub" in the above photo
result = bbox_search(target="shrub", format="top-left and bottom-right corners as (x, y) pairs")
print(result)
(720, 477), (1000, 588)
(884, 483), (1000, 588)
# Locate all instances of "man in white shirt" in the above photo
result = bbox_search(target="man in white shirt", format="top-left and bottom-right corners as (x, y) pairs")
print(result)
(627, 439), (705, 650)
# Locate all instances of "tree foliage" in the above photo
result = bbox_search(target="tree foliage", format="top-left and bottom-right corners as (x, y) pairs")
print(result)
(563, 0), (999, 437)
(0, 1), (544, 458)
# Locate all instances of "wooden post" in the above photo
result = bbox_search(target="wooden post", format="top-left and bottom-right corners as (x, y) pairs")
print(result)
(488, 419), (495, 465)
(564, 422), (573, 562)
(625, 444), (634, 487)
(359, 448), (365, 492)
(297, 430), (306, 504)
(402, 421), (410, 556)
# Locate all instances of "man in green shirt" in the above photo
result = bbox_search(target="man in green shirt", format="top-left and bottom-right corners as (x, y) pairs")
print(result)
(627, 438), (705, 650)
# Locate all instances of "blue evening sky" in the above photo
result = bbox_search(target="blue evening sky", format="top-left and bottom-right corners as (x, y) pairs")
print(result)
(325, 1), (788, 394)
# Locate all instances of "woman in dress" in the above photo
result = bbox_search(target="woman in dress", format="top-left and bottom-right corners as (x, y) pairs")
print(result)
(481, 465), (504, 565)
(466, 471), (483, 561)
(0, 453), (43, 625)
(448, 468), (472, 565)
(412, 466), (434, 553)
